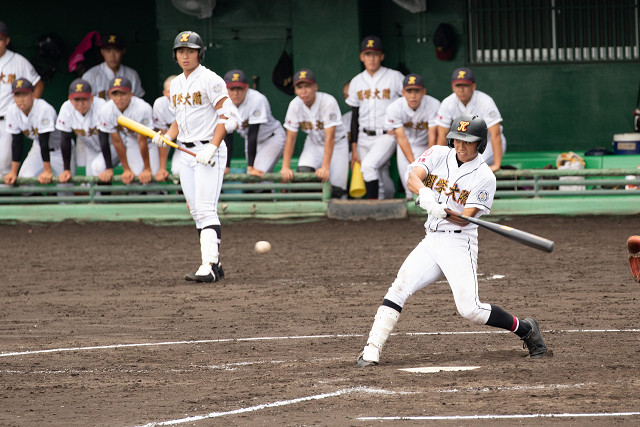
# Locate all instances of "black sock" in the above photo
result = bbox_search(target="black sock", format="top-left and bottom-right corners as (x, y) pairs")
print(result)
(364, 180), (379, 199)
(382, 298), (402, 313)
(485, 304), (531, 337)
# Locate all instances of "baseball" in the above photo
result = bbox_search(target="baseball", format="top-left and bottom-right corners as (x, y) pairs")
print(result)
(254, 240), (271, 254)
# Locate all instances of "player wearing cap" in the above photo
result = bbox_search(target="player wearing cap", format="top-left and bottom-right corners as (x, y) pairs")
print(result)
(281, 68), (348, 198)
(223, 69), (284, 177)
(81, 33), (145, 100)
(152, 75), (178, 180)
(151, 30), (239, 283)
(386, 73), (441, 199)
(56, 78), (115, 183)
(346, 35), (404, 199)
(97, 77), (159, 184)
(357, 113), (548, 367)
(434, 67), (506, 171)
(0, 21), (44, 180)
(3, 78), (62, 185)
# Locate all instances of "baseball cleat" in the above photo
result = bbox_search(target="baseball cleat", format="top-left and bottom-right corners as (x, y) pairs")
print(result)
(184, 264), (219, 283)
(216, 262), (225, 280)
(521, 318), (549, 358)
(357, 344), (380, 367)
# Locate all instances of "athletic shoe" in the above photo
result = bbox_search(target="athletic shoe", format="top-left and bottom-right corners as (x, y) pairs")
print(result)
(216, 262), (225, 279)
(357, 344), (380, 367)
(521, 318), (548, 358)
(184, 264), (218, 283)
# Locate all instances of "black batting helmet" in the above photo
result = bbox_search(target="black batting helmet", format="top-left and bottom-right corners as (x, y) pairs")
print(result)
(172, 31), (205, 63)
(446, 113), (488, 153)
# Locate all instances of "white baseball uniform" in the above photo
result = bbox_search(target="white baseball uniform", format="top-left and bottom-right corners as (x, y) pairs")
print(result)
(152, 95), (180, 175)
(82, 62), (145, 100)
(0, 50), (41, 176)
(56, 97), (117, 176)
(171, 63), (228, 230)
(434, 90), (506, 166)
(233, 88), (284, 172)
(284, 91), (348, 192)
(97, 96), (159, 175)
(347, 66), (403, 199)
(386, 94), (441, 198)
(5, 98), (68, 178)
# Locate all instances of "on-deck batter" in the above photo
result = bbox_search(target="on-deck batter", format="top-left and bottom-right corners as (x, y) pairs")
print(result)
(357, 113), (549, 367)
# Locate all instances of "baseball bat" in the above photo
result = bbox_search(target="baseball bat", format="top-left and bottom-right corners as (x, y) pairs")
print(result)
(116, 115), (196, 157)
(445, 209), (555, 253)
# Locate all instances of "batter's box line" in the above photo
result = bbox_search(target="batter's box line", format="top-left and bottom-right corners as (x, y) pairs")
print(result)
(136, 386), (414, 426)
(2, 329), (639, 358)
(357, 412), (640, 421)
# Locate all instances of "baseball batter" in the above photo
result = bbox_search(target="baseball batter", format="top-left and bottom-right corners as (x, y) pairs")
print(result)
(0, 21), (44, 178)
(81, 33), (145, 100)
(282, 68), (348, 198)
(347, 35), (404, 199)
(152, 75), (178, 180)
(152, 30), (236, 283)
(435, 67), (506, 171)
(98, 77), (158, 184)
(56, 78), (115, 182)
(3, 78), (63, 185)
(223, 69), (284, 177)
(357, 114), (549, 367)
(386, 73), (441, 199)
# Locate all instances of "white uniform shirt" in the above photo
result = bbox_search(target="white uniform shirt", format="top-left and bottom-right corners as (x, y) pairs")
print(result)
(82, 62), (145, 100)
(170, 65), (228, 143)
(434, 90), (504, 138)
(410, 145), (496, 231)
(152, 95), (175, 130)
(56, 97), (106, 152)
(6, 98), (56, 143)
(284, 92), (346, 146)
(386, 95), (441, 147)
(97, 96), (153, 146)
(234, 88), (282, 142)
(346, 66), (403, 132)
(0, 50), (41, 116)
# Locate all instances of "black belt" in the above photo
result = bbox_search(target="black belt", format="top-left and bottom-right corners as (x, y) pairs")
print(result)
(0, 116), (4, 120)
(363, 128), (385, 136)
(183, 141), (209, 148)
(429, 229), (462, 233)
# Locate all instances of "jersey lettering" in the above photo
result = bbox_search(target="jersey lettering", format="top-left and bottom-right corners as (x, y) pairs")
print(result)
(172, 91), (203, 107)
(424, 173), (471, 206)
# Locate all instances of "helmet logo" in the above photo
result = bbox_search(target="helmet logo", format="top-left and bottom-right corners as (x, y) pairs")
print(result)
(75, 84), (83, 92)
(457, 70), (467, 79)
(108, 35), (116, 44)
(180, 33), (190, 42)
(457, 120), (470, 132)
(16, 80), (23, 88)
(232, 73), (240, 81)
(114, 78), (122, 87)
(367, 39), (374, 48)
(408, 76), (416, 85)
(299, 71), (307, 79)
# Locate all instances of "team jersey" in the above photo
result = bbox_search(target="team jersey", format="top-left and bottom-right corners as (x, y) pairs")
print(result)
(152, 95), (175, 130)
(346, 66), (403, 131)
(386, 95), (441, 147)
(97, 96), (153, 146)
(82, 62), (145, 100)
(434, 90), (504, 135)
(56, 97), (107, 152)
(6, 98), (56, 144)
(410, 145), (496, 231)
(171, 64), (228, 143)
(234, 88), (283, 142)
(0, 50), (41, 116)
(284, 92), (346, 146)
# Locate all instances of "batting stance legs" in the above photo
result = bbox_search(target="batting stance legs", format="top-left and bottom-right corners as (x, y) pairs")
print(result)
(180, 142), (227, 281)
(359, 230), (549, 366)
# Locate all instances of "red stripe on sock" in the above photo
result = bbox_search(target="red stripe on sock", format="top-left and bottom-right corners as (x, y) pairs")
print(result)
(510, 316), (519, 332)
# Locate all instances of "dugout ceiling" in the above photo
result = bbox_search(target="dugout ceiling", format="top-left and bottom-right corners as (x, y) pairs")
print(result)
(2, 0), (638, 154)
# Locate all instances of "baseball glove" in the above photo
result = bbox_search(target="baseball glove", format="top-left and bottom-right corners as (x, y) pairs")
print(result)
(627, 236), (640, 282)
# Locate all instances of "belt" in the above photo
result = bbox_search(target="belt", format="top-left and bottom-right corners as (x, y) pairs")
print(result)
(429, 228), (462, 233)
(0, 116), (4, 120)
(49, 147), (60, 152)
(363, 128), (386, 136)
(183, 141), (209, 148)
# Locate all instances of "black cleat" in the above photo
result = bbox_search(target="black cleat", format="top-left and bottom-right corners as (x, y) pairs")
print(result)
(184, 264), (219, 283)
(521, 318), (549, 358)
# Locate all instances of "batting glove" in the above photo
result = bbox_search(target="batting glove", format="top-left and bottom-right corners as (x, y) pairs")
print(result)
(195, 144), (218, 166)
(428, 203), (447, 219)
(152, 131), (167, 148)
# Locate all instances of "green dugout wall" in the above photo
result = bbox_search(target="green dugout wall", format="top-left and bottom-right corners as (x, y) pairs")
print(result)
(2, 0), (638, 156)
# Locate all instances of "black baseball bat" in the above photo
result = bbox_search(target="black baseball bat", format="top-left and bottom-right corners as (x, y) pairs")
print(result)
(445, 209), (555, 253)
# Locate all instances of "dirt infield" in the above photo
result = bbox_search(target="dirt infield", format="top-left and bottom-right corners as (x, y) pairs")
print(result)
(1, 215), (639, 426)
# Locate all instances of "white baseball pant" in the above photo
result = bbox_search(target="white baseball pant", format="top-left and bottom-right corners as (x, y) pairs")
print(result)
(356, 132), (396, 199)
(249, 127), (285, 173)
(0, 119), (12, 176)
(298, 135), (349, 192)
(396, 142), (428, 199)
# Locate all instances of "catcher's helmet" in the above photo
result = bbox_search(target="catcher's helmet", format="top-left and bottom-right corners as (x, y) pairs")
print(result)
(173, 31), (205, 63)
(446, 113), (488, 153)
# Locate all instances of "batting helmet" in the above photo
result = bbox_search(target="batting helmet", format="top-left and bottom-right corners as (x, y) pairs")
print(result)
(172, 31), (205, 63)
(446, 113), (488, 154)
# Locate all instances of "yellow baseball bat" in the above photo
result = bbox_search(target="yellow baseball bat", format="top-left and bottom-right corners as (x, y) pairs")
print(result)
(116, 115), (196, 157)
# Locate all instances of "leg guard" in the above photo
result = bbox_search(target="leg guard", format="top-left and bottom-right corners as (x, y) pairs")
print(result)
(358, 305), (400, 366)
